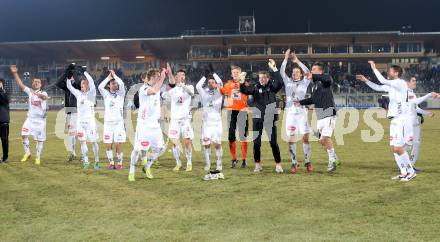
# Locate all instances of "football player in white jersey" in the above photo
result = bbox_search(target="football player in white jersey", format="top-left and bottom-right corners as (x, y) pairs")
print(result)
(364, 61), (438, 181)
(357, 75), (437, 172)
(403, 77), (436, 169)
(128, 67), (166, 182)
(162, 67), (195, 172)
(98, 70), (126, 170)
(10, 65), (48, 165)
(280, 49), (313, 174)
(67, 71), (100, 170)
(196, 71), (224, 172)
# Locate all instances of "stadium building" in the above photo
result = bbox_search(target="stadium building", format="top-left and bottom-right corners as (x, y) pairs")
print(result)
(1, 30), (440, 109)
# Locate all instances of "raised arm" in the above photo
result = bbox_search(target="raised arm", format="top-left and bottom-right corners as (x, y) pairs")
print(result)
(166, 63), (175, 85)
(280, 49), (291, 84)
(213, 73), (223, 86)
(414, 93), (434, 105)
(366, 81), (390, 92)
(10, 65), (28, 91)
(196, 76), (207, 97)
(56, 72), (68, 91)
(368, 61), (403, 89)
(98, 73), (112, 97)
(66, 77), (81, 98)
(271, 71), (284, 93)
(113, 73), (125, 96)
(84, 71), (96, 97)
(292, 52), (310, 74)
(356, 74), (389, 92)
(147, 68), (166, 95)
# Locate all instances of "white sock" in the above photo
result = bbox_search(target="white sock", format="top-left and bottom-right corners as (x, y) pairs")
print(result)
(303, 143), (311, 163)
(36, 142), (44, 159)
(327, 148), (337, 162)
(204, 147), (211, 171)
(146, 150), (160, 169)
(186, 149), (192, 166)
(117, 152), (123, 164)
(411, 142), (420, 165)
(393, 153), (404, 174)
(399, 152), (415, 174)
(92, 142), (99, 163)
(22, 137), (31, 155)
(129, 150), (139, 174)
(81, 142), (89, 163)
(172, 146), (181, 166)
(216, 147), (223, 171)
(69, 135), (76, 155)
(289, 143), (297, 164)
(106, 150), (114, 164)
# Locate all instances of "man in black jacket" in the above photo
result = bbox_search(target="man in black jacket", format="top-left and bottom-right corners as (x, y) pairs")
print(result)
(296, 62), (339, 173)
(56, 64), (82, 162)
(240, 59), (284, 173)
(0, 78), (10, 163)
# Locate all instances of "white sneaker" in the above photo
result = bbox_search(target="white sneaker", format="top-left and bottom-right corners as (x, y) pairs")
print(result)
(391, 173), (407, 180)
(217, 173), (225, 179)
(401, 173), (416, 182)
(203, 174), (212, 181)
(216, 165), (222, 172)
(253, 163), (263, 173)
(275, 164), (284, 173)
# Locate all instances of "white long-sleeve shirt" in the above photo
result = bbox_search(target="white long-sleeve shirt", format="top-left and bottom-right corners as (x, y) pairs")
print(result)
(280, 59), (311, 113)
(365, 79), (432, 120)
(196, 73), (223, 124)
(67, 71), (96, 121)
(372, 70), (409, 118)
(98, 75), (125, 123)
(24, 87), (48, 119)
(407, 89), (432, 119)
(137, 84), (161, 127)
(162, 83), (194, 120)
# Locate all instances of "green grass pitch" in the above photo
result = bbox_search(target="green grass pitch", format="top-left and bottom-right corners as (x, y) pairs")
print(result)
(1, 110), (439, 241)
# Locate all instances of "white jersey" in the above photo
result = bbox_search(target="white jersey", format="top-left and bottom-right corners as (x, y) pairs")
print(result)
(280, 59), (311, 113)
(407, 89), (432, 121)
(24, 87), (48, 119)
(372, 70), (410, 118)
(162, 84), (194, 120)
(137, 84), (161, 126)
(67, 72), (96, 121)
(98, 75), (126, 123)
(195, 74), (223, 123)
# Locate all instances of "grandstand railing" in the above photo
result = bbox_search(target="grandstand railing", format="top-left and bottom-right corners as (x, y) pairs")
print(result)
(182, 29), (240, 36)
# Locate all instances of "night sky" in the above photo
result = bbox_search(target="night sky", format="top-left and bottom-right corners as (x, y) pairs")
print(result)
(1, 0), (439, 42)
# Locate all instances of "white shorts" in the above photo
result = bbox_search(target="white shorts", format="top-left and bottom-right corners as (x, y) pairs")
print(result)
(285, 109), (310, 137)
(103, 121), (126, 144)
(66, 113), (77, 134)
(22, 118), (47, 141)
(317, 116), (336, 139)
(134, 122), (164, 151)
(389, 116), (413, 147)
(202, 121), (222, 145)
(77, 119), (99, 142)
(168, 119), (194, 140)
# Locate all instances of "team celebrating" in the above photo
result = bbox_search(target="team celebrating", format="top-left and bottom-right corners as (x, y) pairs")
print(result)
(8, 49), (440, 182)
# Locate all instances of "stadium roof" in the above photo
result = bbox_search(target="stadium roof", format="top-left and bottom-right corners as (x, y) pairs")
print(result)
(1, 31), (440, 61)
